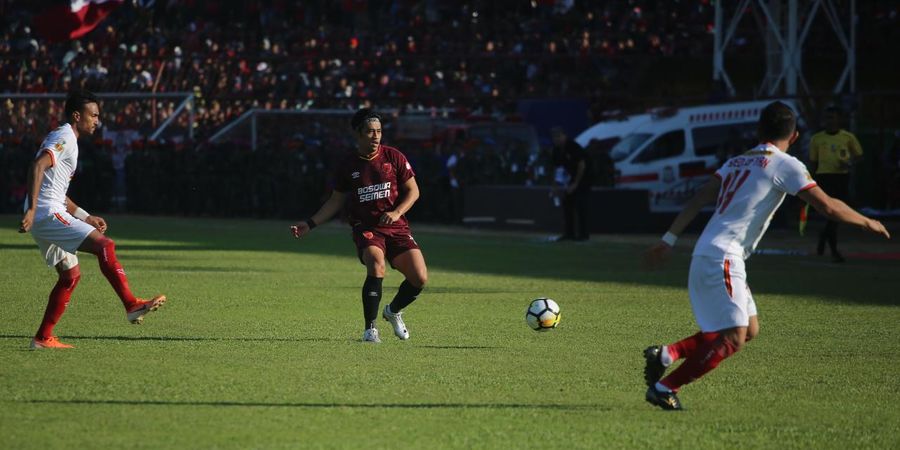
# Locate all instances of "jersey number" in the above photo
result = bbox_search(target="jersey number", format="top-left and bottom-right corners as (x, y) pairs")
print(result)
(716, 169), (751, 213)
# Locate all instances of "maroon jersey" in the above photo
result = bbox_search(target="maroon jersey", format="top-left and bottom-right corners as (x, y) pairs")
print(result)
(334, 145), (416, 229)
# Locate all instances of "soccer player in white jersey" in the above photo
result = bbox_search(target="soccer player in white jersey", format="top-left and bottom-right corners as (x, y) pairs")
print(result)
(19, 90), (166, 350)
(641, 101), (890, 410)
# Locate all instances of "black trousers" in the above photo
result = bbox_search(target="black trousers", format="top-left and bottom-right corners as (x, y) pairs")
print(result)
(815, 173), (849, 255)
(562, 189), (590, 239)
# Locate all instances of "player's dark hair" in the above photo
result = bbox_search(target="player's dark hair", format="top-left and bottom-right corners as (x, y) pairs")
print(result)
(757, 101), (796, 142)
(351, 108), (382, 132)
(64, 90), (99, 119)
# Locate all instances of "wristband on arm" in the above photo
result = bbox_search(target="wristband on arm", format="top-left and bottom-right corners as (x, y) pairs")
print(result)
(305, 218), (317, 230)
(73, 207), (90, 220)
(661, 232), (677, 247)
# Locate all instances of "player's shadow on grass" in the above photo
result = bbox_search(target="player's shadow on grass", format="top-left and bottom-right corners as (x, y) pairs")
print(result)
(0, 243), (35, 250)
(22, 398), (607, 411)
(1, 335), (500, 349)
(0, 243), (222, 252)
(417, 345), (498, 349)
(5, 215), (899, 305)
(0, 334), (346, 343)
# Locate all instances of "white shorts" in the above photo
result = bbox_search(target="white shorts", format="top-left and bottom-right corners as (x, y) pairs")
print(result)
(688, 255), (758, 332)
(30, 211), (95, 269)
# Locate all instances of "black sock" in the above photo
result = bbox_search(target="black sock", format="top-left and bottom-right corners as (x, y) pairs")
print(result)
(362, 276), (383, 330)
(389, 280), (423, 313)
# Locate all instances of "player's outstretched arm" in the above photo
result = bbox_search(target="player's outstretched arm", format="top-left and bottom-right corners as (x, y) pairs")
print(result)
(644, 176), (721, 268)
(380, 177), (419, 225)
(291, 190), (347, 239)
(19, 152), (53, 233)
(798, 186), (890, 239)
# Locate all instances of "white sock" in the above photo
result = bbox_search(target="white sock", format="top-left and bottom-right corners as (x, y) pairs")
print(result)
(660, 345), (673, 367)
(655, 382), (672, 393)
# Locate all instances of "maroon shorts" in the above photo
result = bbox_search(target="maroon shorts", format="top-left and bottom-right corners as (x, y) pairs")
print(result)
(352, 227), (420, 265)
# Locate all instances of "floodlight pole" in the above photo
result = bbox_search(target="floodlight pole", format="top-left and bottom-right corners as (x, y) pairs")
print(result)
(713, 0), (856, 97)
(785, 0), (798, 95)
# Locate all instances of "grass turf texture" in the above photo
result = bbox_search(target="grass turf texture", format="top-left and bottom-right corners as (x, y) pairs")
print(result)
(1, 215), (898, 449)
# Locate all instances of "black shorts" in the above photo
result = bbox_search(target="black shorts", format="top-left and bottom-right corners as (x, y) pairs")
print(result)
(815, 173), (849, 201)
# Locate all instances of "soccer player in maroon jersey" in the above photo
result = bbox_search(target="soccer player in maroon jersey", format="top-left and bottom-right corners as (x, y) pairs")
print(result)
(291, 109), (428, 343)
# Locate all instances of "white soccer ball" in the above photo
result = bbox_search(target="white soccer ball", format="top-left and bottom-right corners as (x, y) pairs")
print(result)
(525, 298), (561, 331)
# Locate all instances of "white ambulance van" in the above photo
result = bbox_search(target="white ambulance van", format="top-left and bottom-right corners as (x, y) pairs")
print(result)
(606, 100), (799, 212)
(575, 113), (652, 148)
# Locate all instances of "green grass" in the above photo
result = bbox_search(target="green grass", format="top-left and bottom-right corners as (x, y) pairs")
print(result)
(1, 215), (899, 449)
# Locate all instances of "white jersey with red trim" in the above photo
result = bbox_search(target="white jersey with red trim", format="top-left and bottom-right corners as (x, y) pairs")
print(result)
(25, 124), (78, 219)
(693, 143), (816, 260)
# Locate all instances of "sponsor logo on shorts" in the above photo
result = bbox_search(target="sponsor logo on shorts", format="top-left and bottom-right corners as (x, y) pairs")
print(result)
(362, 231), (374, 239)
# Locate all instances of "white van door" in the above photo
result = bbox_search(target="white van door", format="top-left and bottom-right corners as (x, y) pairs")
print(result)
(647, 123), (757, 212)
(615, 129), (686, 192)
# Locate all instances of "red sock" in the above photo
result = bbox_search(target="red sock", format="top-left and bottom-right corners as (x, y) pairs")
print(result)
(97, 238), (139, 309)
(667, 332), (720, 361)
(660, 334), (739, 392)
(36, 267), (81, 340)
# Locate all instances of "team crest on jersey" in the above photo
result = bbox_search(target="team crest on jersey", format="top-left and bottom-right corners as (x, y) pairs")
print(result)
(352, 171), (360, 179)
(382, 163), (393, 174)
(53, 141), (64, 152)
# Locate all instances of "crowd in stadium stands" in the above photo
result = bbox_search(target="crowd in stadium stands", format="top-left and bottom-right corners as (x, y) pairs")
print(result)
(2, 1), (722, 139)
(2, 0), (899, 218)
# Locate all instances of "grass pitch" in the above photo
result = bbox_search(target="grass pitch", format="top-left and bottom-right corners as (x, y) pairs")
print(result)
(1, 215), (898, 449)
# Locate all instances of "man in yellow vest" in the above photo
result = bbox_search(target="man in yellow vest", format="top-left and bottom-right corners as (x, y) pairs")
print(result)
(809, 107), (863, 262)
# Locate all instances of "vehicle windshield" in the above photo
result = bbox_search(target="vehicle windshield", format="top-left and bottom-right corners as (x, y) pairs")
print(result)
(610, 133), (652, 162)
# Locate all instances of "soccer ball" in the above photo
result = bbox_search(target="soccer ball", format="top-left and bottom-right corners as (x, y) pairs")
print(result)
(525, 298), (561, 331)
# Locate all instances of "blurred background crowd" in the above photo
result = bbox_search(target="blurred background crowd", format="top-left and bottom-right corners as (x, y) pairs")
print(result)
(2, 0), (900, 221)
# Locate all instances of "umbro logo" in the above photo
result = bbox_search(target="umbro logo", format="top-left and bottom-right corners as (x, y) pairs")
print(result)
(352, 171), (360, 179)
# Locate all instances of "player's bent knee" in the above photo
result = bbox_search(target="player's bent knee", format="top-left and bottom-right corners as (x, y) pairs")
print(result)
(411, 270), (428, 288)
(88, 235), (115, 255)
(60, 267), (82, 289)
(726, 335), (745, 352)
(97, 237), (117, 261)
(746, 328), (759, 342)
(367, 261), (386, 277)
(66, 272), (82, 290)
(720, 328), (747, 352)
